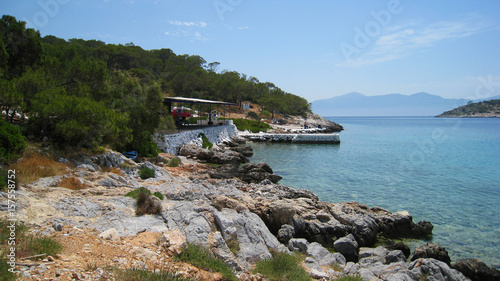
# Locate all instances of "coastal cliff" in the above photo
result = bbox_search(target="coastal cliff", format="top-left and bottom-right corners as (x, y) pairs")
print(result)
(437, 99), (500, 117)
(3, 143), (499, 280)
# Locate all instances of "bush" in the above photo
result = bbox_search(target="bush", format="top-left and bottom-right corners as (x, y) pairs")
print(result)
(247, 111), (260, 121)
(253, 251), (312, 281)
(168, 157), (181, 167)
(0, 218), (63, 263)
(135, 188), (162, 216)
(198, 133), (213, 149)
(139, 166), (155, 179)
(0, 259), (17, 281)
(135, 132), (159, 158)
(0, 118), (27, 164)
(175, 243), (236, 281)
(153, 191), (164, 200)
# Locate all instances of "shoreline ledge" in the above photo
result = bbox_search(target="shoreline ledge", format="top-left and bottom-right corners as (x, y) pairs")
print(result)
(2, 146), (498, 280)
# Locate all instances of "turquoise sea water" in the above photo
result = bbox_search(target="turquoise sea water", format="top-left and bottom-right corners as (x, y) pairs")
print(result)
(248, 117), (500, 268)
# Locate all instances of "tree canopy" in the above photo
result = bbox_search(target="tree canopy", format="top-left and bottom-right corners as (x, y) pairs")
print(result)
(0, 15), (311, 156)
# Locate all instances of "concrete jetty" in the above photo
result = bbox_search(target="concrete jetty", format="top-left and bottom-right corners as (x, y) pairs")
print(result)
(239, 132), (340, 144)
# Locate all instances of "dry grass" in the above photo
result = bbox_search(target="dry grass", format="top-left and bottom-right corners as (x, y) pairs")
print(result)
(102, 167), (124, 176)
(58, 177), (90, 190)
(10, 150), (68, 183)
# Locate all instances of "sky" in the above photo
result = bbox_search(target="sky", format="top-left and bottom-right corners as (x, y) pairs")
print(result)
(2, 0), (500, 102)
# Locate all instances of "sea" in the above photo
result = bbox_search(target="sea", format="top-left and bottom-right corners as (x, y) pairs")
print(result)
(248, 116), (500, 269)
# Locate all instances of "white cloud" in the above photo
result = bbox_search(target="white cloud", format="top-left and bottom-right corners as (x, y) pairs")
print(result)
(338, 15), (496, 67)
(169, 20), (207, 28)
(238, 26), (249, 30)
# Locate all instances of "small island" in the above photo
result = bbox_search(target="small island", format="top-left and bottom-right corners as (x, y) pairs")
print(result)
(437, 99), (500, 117)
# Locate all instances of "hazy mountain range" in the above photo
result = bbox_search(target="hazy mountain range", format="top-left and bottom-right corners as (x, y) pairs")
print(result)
(311, 92), (500, 117)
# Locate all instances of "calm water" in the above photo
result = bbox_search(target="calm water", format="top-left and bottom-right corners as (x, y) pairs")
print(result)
(249, 117), (500, 268)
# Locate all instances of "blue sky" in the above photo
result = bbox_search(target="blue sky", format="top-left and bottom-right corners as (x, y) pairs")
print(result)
(2, 0), (500, 102)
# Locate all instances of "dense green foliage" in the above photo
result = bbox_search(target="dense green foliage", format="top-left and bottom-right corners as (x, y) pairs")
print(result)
(175, 243), (237, 281)
(125, 186), (163, 200)
(0, 15), (310, 155)
(139, 166), (155, 179)
(253, 251), (312, 281)
(198, 133), (213, 149)
(439, 99), (500, 117)
(232, 118), (272, 133)
(0, 118), (26, 164)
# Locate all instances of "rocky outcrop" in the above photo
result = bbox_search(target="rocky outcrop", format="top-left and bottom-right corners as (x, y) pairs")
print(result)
(3, 148), (494, 280)
(411, 243), (451, 265)
(208, 163), (282, 184)
(451, 258), (500, 281)
(180, 144), (249, 165)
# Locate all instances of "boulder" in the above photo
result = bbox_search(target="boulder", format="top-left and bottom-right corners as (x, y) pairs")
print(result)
(213, 208), (287, 270)
(408, 258), (468, 281)
(209, 163), (282, 184)
(334, 234), (359, 262)
(238, 163), (282, 184)
(451, 258), (500, 281)
(384, 250), (406, 264)
(385, 242), (411, 259)
(211, 149), (249, 165)
(179, 144), (214, 161)
(156, 229), (187, 255)
(288, 238), (309, 253)
(277, 224), (295, 244)
(99, 228), (120, 241)
(306, 242), (331, 261)
(411, 243), (451, 265)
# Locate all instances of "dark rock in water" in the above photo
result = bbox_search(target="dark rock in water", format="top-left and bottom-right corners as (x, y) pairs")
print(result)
(385, 241), (411, 259)
(411, 242), (451, 265)
(239, 163), (282, 184)
(180, 144), (249, 165)
(451, 258), (500, 281)
(211, 149), (249, 165)
(333, 234), (359, 262)
(209, 163), (282, 184)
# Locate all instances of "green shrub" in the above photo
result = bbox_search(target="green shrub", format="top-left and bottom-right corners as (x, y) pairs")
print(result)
(168, 157), (181, 167)
(175, 243), (236, 281)
(247, 111), (260, 121)
(0, 168), (8, 191)
(0, 218), (62, 264)
(232, 118), (272, 133)
(0, 259), (17, 281)
(0, 118), (27, 164)
(253, 251), (312, 281)
(139, 166), (155, 179)
(26, 236), (63, 257)
(125, 186), (151, 198)
(153, 191), (164, 200)
(198, 133), (213, 149)
(135, 188), (162, 216)
(135, 132), (160, 158)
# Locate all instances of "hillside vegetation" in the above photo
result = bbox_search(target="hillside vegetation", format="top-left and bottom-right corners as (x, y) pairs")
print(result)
(437, 99), (500, 117)
(0, 15), (311, 159)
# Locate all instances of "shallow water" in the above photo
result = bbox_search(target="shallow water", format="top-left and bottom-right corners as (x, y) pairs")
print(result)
(249, 117), (500, 268)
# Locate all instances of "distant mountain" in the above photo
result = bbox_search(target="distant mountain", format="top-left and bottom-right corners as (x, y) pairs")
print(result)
(311, 92), (500, 117)
(437, 99), (500, 117)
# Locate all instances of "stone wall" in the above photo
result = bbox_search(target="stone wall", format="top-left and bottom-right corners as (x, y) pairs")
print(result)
(155, 125), (238, 154)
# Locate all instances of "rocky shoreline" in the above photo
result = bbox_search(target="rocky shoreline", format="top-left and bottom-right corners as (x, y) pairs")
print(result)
(1, 140), (499, 280)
